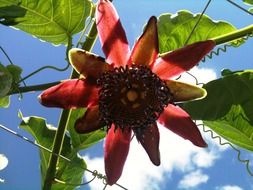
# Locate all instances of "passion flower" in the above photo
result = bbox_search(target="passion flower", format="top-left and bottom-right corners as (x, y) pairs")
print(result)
(39, 0), (215, 185)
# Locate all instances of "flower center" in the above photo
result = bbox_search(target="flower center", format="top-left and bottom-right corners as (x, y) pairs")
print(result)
(97, 65), (172, 130)
(126, 90), (138, 102)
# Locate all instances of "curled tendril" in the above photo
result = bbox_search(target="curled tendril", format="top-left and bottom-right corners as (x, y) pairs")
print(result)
(202, 33), (253, 62)
(53, 170), (103, 187)
(18, 64), (70, 83)
(17, 36), (73, 84)
(185, 71), (204, 86)
(198, 123), (253, 176)
(0, 46), (14, 65)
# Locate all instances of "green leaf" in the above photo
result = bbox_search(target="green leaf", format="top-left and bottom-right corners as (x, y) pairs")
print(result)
(182, 70), (253, 121)
(243, 0), (253, 6)
(182, 70), (253, 151)
(0, 63), (12, 98)
(6, 64), (22, 83)
(0, 64), (22, 108)
(0, 4), (26, 25)
(20, 115), (86, 190)
(0, 96), (10, 108)
(204, 105), (253, 151)
(157, 10), (237, 53)
(68, 109), (106, 151)
(0, 0), (93, 45)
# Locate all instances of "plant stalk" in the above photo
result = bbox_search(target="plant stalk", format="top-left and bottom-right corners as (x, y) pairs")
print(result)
(42, 9), (98, 190)
(212, 24), (253, 45)
(9, 81), (61, 95)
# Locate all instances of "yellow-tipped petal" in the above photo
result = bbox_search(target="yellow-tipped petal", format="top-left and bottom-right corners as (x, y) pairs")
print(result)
(130, 16), (158, 67)
(166, 80), (207, 102)
(68, 48), (112, 79)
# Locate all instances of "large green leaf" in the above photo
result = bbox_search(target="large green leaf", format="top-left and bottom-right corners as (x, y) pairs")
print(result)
(20, 115), (86, 190)
(157, 10), (237, 53)
(204, 105), (253, 151)
(67, 109), (106, 151)
(0, 0), (92, 45)
(182, 70), (253, 121)
(182, 70), (253, 151)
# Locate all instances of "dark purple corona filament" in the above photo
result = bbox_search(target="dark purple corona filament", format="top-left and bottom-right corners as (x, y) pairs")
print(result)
(97, 65), (172, 131)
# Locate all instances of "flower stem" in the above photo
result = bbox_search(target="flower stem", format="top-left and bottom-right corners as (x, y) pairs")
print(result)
(42, 8), (98, 190)
(9, 81), (61, 95)
(212, 24), (253, 45)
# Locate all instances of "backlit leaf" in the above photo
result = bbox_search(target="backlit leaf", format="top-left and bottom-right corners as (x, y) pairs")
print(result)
(243, 0), (253, 6)
(20, 115), (86, 190)
(0, 96), (10, 108)
(182, 70), (253, 151)
(204, 105), (253, 151)
(6, 64), (22, 84)
(0, 0), (93, 45)
(0, 63), (22, 108)
(182, 70), (253, 121)
(157, 10), (237, 53)
(0, 63), (12, 98)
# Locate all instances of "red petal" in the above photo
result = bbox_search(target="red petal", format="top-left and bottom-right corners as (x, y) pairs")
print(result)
(104, 125), (131, 185)
(152, 40), (215, 79)
(38, 79), (99, 109)
(158, 104), (207, 147)
(75, 105), (103, 133)
(96, 0), (130, 67)
(136, 124), (160, 166)
(130, 16), (158, 68)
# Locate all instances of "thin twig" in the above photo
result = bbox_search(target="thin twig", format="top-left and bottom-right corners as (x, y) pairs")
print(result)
(226, 0), (253, 16)
(184, 0), (212, 46)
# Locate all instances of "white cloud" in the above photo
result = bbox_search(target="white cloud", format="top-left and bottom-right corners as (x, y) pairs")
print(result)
(84, 126), (226, 190)
(178, 170), (209, 189)
(216, 185), (243, 190)
(192, 149), (218, 168)
(83, 67), (224, 190)
(0, 154), (8, 170)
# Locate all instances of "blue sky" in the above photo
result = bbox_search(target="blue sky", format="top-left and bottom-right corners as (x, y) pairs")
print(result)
(0, 0), (253, 190)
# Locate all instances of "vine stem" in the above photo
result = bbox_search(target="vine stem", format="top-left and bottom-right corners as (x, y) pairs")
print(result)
(7, 23), (253, 96)
(212, 24), (253, 45)
(42, 5), (98, 190)
(8, 81), (61, 95)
